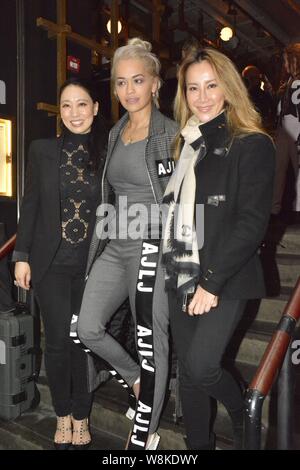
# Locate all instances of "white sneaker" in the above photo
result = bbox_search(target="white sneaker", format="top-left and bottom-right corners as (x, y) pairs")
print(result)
(146, 432), (160, 450)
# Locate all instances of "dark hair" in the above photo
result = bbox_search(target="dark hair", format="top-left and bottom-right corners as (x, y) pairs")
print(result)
(181, 37), (200, 59)
(284, 43), (300, 78)
(59, 77), (108, 171)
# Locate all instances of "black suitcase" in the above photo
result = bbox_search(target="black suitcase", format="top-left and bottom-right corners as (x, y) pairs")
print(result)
(0, 304), (36, 420)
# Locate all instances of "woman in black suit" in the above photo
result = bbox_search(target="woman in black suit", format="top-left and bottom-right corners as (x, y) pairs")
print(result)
(162, 48), (275, 450)
(13, 78), (107, 449)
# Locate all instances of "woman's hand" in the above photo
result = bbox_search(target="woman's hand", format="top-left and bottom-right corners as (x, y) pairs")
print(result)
(188, 285), (218, 316)
(14, 262), (31, 290)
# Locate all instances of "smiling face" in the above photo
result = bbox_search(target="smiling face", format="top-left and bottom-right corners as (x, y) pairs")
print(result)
(114, 58), (158, 115)
(185, 60), (225, 123)
(60, 84), (98, 134)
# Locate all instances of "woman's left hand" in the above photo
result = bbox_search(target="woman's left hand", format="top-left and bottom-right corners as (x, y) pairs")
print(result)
(188, 285), (218, 316)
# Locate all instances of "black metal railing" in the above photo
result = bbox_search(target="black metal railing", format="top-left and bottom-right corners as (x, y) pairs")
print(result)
(245, 277), (300, 449)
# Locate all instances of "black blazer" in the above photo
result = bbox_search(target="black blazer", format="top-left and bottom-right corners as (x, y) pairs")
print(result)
(195, 112), (275, 299)
(12, 137), (102, 283)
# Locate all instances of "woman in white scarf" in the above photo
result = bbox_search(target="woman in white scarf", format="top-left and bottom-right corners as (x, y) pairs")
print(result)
(162, 47), (274, 449)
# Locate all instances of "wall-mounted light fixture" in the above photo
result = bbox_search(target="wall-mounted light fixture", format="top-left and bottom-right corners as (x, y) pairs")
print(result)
(220, 26), (233, 41)
(106, 19), (122, 34)
(0, 117), (12, 197)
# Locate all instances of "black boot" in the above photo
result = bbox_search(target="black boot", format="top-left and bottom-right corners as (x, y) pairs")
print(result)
(184, 433), (216, 450)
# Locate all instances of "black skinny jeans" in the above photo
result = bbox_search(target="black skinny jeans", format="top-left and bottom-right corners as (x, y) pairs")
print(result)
(34, 265), (92, 420)
(169, 293), (246, 449)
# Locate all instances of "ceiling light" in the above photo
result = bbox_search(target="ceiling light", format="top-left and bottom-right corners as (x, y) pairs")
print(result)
(106, 19), (122, 34)
(220, 26), (233, 41)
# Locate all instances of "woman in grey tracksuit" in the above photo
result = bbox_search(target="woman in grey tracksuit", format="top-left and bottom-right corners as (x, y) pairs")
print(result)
(73, 38), (178, 450)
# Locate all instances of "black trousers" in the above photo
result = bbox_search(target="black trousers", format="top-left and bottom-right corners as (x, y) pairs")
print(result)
(34, 266), (92, 420)
(169, 294), (246, 449)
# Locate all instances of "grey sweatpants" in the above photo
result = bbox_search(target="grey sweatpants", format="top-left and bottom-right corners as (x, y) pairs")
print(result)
(77, 238), (169, 435)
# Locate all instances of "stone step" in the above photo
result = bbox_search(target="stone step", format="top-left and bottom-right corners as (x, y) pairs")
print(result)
(221, 286), (296, 353)
(232, 316), (299, 370)
(13, 364), (300, 451)
(32, 281), (299, 451)
(37, 366), (244, 447)
(0, 397), (124, 450)
(37, 377), (240, 450)
(277, 226), (300, 256)
(36, 345), (254, 450)
(277, 256), (300, 288)
(276, 285), (294, 301)
(0, 418), (52, 450)
(227, 332), (268, 367)
(36, 334), (276, 448)
(39, 371), (291, 447)
(236, 298), (285, 339)
(237, 297), (292, 338)
(253, 298), (287, 324)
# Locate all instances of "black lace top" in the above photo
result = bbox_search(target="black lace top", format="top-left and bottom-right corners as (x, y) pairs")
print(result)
(52, 130), (100, 268)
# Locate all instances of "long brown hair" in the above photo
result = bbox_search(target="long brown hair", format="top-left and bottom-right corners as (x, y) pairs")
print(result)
(174, 47), (267, 159)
